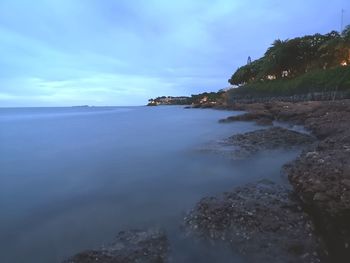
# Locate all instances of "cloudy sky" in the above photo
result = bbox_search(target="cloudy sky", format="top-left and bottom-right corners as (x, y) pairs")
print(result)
(0, 0), (349, 106)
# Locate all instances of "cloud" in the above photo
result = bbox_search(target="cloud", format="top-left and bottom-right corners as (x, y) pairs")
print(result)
(0, 73), (185, 106)
(0, 0), (349, 106)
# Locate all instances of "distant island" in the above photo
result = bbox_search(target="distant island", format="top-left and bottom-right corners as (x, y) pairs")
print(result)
(71, 105), (90, 108)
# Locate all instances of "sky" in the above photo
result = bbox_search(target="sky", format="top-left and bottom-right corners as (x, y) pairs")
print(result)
(0, 0), (350, 106)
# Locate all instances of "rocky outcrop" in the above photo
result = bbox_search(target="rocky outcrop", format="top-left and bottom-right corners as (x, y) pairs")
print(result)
(224, 100), (350, 137)
(219, 111), (273, 126)
(64, 228), (168, 263)
(284, 140), (350, 261)
(224, 127), (315, 158)
(220, 99), (350, 261)
(184, 180), (326, 263)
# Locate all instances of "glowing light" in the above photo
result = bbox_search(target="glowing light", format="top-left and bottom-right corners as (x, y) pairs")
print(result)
(341, 61), (347, 66)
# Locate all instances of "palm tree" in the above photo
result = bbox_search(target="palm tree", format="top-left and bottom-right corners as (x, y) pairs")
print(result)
(262, 39), (287, 79)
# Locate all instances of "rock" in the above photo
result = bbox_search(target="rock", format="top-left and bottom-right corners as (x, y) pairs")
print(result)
(255, 117), (273, 126)
(342, 179), (350, 189)
(219, 111), (273, 125)
(63, 228), (168, 263)
(285, 141), (350, 262)
(224, 127), (315, 158)
(184, 181), (326, 263)
(313, 193), (328, 201)
(217, 99), (350, 261)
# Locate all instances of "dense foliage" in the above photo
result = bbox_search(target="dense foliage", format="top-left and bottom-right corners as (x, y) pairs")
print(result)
(227, 65), (350, 98)
(188, 91), (225, 104)
(229, 26), (350, 86)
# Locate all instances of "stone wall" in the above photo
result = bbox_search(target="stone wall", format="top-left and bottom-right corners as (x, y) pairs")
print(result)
(228, 91), (350, 104)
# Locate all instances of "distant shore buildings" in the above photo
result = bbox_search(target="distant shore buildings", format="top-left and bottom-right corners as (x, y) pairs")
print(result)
(147, 96), (190, 106)
(147, 90), (227, 107)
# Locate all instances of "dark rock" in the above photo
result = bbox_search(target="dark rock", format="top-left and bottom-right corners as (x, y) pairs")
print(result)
(255, 117), (273, 126)
(224, 127), (315, 158)
(285, 142), (350, 262)
(219, 111), (273, 125)
(63, 228), (168, 263)
(184, 181), (326, 263)
(191, 104), (201, 108)
(226, 99), (350, 262)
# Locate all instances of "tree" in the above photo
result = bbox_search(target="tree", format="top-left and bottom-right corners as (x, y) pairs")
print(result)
(228, 26), (350, 86)
(228, 58), (264, 85)
(342, 25), (350, 41)
(318, 27), (350, 68)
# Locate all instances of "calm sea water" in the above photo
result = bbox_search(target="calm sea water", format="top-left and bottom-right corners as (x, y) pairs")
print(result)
(0, 106), (299, 263)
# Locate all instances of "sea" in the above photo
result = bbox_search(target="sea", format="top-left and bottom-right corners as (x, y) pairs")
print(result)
(0, 106), (300, 262)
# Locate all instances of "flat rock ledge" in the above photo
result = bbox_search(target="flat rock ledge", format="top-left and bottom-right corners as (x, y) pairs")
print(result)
(63, 228), (168, 263)
(184, 181), (326, 263)
(224, 127), (315, 158)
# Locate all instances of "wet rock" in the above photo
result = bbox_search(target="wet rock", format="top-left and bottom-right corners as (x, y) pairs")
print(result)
(219, 111), (273, 125)
(184, 181), (326, 263)
(313, 192), (328, 201)
(224, 127), (315, 158)
(63, 228), (168, 263)
(228, 100), (350, 142)
(228, 99), (350, 262)
(285, 142), (350, 262)
(255, 117), (273, 126)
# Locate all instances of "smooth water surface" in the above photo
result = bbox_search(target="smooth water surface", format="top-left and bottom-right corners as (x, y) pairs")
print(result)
(0, 106), (299, 262)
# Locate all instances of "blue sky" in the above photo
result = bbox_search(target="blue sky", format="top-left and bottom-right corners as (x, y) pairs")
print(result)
(1, 0), (349, 106)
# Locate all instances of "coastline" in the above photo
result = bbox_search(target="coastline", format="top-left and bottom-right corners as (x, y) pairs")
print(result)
(65, 100), (350, 262)
(212, 99), (350, 262)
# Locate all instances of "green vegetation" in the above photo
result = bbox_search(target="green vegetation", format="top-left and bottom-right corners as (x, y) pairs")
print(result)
(188, 91), (225, 104)
(228, 25), (350, 92)
(148, 91), (225, 106)
(228, 65), (350, 98)
(147, 96), (190, 106)
(149, 26), (350, 106)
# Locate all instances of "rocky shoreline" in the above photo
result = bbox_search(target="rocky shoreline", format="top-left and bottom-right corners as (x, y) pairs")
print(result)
(215, 99), (350, 262)
(64, 100), (349, 262)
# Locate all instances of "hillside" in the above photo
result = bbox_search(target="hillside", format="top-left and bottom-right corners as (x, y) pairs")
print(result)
(226, 25), (350, 103)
